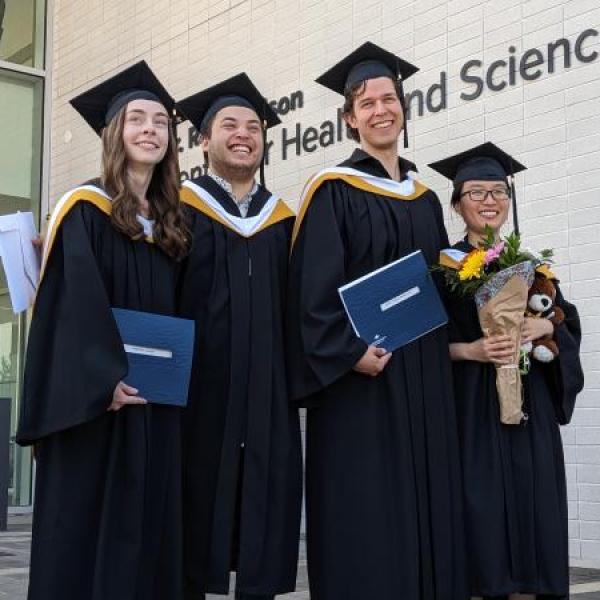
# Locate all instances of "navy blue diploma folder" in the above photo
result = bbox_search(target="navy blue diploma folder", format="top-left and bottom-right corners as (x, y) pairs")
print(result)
(338, 250), (447, 352)
(111, 308), (195, 407)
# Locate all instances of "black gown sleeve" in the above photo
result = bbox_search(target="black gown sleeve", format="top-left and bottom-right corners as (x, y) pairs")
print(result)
(543, 285), (584, 425)
(174, 205), (196, 308)
(445, 293), (474, 345)
(287, 183), (368, 402)
(427, 191), (456, 334)
(430, 191), (450, 249)
(16, 204), (127, 445)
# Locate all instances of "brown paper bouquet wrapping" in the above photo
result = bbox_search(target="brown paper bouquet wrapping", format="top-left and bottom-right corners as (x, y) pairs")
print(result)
(474, 261), (536, 425)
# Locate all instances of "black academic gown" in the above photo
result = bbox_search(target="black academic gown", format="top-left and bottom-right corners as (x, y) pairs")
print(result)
(17, 181), (183, 600)
(178, 176), (302, 598)
(287, 149), (468, 600)
(447, 239), (584, 600)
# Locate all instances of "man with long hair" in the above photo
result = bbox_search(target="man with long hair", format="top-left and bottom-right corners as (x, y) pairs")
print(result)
(176, 74), (302, 600)
(286, 43), (468, 600)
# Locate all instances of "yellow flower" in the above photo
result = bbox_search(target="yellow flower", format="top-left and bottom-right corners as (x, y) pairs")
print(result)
(459, 249), (486, 281)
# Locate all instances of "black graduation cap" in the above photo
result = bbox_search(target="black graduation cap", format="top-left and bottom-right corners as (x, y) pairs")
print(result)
(70, 61), (177, 136)
(176, 72), (281, 134)
(315, 41), (419, 148)
(176, 73), (281, 186)
(428, 142), (527, 234)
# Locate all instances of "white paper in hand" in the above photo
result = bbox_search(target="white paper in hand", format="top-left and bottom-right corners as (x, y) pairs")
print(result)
(0, 212), (41, 313)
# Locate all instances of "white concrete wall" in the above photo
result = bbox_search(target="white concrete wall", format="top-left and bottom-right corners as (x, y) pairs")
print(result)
(50, 0), (600, 567)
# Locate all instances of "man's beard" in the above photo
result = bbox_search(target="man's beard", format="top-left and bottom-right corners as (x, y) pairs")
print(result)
(210, 152), (261, 182)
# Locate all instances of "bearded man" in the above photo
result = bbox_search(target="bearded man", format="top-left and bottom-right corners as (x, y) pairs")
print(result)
(176, 74), (302, 600)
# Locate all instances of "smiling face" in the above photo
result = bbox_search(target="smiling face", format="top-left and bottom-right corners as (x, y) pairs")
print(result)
(202, 105), (264, 181)
(121, 99), (170, 168)
(344, 76), (404, 153)
(455, 179), (511, 236)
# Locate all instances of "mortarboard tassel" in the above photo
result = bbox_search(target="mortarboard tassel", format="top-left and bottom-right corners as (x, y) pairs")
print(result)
(259, 160), (265, 187)
(259, 121), (267, 187)
(510, 172), (520, 236)
(396, 58), (408, 148)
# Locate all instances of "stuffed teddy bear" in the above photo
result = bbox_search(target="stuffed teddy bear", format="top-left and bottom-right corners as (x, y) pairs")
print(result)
(522, 273), (565, 363)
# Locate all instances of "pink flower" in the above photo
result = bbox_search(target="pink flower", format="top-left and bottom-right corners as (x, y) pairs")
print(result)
(484, 241), (506, 265)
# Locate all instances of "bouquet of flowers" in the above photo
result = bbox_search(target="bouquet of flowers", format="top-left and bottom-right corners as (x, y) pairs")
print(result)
(435, 227), (553, 425)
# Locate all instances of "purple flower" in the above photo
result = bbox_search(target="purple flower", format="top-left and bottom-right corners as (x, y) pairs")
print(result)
(484, 241), (506, 265)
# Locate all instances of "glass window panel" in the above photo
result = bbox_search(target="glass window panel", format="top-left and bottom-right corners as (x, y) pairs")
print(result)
(0, 0), (46, 69)
(0, 68), (43, 507)
(0, 69), (43, 221)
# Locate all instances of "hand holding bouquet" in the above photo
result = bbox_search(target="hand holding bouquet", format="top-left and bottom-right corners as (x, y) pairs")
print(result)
(435, 228), (553, 424)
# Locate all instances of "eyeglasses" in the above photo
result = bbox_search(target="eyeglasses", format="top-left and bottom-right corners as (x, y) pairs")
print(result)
(460, 189), (511, 202)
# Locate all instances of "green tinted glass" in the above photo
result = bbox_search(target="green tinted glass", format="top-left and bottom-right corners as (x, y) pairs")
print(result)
(0, 68), (43, 507)
(0, 0), (46, 69)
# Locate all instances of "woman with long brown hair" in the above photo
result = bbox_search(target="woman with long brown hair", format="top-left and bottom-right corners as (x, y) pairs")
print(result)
(17, 61), (189, 600)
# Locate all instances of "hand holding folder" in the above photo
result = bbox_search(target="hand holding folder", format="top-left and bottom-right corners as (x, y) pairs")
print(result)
(353, 345), (392, 377)
(111, 308), (195, 407)
(109, 381), (149, 411)
(338, 250), (447, 353)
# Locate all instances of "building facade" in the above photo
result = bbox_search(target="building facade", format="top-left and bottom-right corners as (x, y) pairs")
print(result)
(0, 0), (48, 509)
(2, 0), (599, 566)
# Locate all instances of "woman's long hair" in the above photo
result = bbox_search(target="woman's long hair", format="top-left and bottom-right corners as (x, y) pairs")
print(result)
(100, 106), (189, 260)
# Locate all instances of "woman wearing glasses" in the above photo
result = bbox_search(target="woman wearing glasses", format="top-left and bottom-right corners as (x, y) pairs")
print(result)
(429, 144), (584, 600)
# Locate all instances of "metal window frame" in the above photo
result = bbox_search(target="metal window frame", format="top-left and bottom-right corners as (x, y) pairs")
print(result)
(0, 0), (52, 512)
